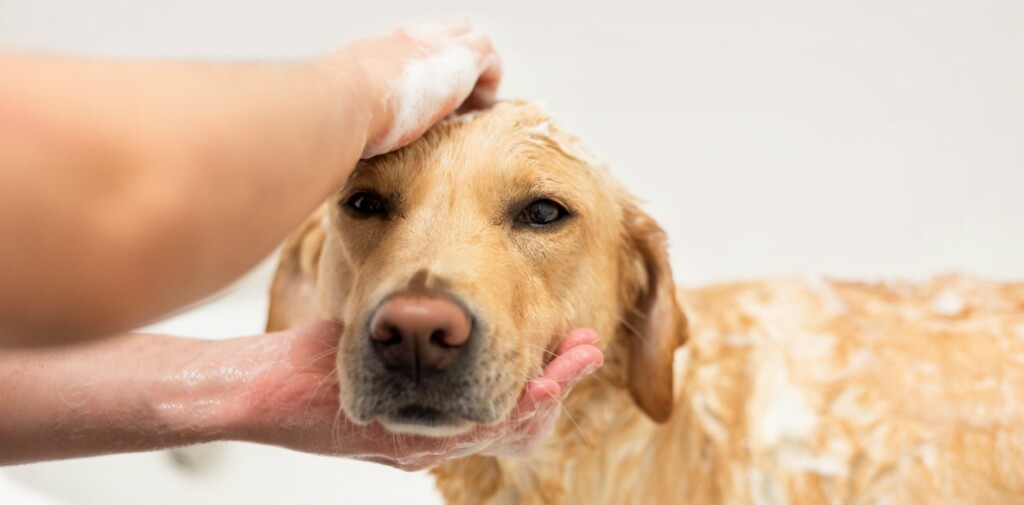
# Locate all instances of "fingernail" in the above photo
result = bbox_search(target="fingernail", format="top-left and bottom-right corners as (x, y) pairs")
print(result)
(577, 328), (598, 344)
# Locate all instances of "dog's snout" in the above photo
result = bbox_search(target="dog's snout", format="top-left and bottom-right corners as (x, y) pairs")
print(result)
(369, 294), (472, 380)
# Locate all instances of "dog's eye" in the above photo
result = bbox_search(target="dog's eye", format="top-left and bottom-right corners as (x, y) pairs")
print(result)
(517, 199), (569, 227)
(345, 192), (388, 217)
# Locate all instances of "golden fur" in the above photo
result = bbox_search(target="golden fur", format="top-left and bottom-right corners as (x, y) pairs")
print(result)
(268, 102), (1024, 504)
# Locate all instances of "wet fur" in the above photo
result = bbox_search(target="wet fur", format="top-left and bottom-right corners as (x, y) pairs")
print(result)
(268, 102), (1024, 504)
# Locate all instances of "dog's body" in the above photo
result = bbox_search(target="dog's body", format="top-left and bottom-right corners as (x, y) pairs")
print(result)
(268, 102), (1024, 504)
(436, 276), (1024, 504)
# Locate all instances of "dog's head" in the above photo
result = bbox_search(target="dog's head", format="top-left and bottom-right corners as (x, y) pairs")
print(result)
(268, 101), (687, 436)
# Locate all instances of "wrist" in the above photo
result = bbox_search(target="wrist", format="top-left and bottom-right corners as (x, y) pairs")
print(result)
(219, 321), (346, 453)
(309, 50), (386, 160)
(188, 330), (313, 446)
(151, 336), (262, 446)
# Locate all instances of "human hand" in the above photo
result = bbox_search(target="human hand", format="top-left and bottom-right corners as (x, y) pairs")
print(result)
(236, 322), (603, 470)
(322, 19), (502, 158)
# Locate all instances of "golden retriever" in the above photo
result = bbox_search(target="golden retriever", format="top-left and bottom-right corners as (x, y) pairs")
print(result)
(267, 101), (1024, 504)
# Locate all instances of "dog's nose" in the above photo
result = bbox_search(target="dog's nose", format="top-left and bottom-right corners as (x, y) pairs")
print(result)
(369, 294), (472, 380)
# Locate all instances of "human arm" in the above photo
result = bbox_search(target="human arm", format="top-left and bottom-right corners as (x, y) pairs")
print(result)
(0, 322), (601, 466)
(0, 20), (501, 343)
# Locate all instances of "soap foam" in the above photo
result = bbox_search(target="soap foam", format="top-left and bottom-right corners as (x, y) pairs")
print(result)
(365, 43), (479, 157)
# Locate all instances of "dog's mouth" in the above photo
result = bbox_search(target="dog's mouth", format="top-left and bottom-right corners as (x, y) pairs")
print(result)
(376, 403), (476, 436)
(345, 298), (549, 437)
(355, 374), (527, 436)
(390, 404), (457, 425)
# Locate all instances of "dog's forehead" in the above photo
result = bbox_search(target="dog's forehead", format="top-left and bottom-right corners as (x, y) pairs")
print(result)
(431, 106), (600, 181)
(350, 103), (607, 206)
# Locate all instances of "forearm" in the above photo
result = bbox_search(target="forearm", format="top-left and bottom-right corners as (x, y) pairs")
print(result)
(0, 332), (256, 465)
(0, 50), (369, 341)
(0, 322), (603, 468)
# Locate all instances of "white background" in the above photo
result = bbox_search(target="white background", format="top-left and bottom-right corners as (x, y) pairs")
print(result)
(1, 0), (1022, 503)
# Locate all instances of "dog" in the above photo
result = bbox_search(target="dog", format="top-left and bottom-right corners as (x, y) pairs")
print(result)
(266, 101), (1024, 504)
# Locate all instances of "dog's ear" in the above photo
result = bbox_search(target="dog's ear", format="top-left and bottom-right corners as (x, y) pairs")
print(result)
(617, 200), (689, 423)
(266, 207), (327, 332)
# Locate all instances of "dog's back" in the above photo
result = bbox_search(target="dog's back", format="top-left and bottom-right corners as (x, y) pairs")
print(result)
(680, 275), (1024, 504)
(436, 275), (1024, 504)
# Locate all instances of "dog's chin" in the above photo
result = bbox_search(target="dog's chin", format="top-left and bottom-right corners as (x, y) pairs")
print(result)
(380, 420), (476, 437)
(378, 408), (476, 437)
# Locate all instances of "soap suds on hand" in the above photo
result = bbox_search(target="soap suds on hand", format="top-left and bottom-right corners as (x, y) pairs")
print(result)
(364, 43), (479, 157)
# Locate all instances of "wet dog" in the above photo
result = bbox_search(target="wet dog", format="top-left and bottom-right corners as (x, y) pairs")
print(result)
(268, 101), (1024, 504)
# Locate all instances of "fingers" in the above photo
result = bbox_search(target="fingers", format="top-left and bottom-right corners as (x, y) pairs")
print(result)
(479, 331), (603, 457)
(556, 327), (599, 355)
(520, 328), (604, 408)
(454, 31), (502, 111)
(355, 19), (502, 157)
(406, 26), (502, 113)
(459, 55), (502, 112)
(526, 343), (604, 405)
(405, 20), (502, 94)
(525, 377), (562, 406)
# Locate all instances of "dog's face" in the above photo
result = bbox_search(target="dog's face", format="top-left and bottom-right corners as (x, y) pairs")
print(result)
(269, 102), (687, 436)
